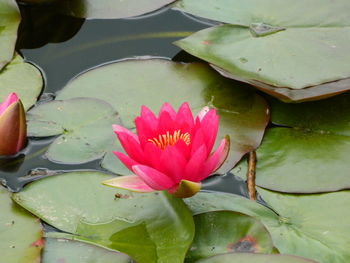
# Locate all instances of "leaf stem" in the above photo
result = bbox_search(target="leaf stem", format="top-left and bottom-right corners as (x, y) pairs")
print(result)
(247, 151), (257, 201)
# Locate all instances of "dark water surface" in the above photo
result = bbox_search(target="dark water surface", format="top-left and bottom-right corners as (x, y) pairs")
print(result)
(1, 4), (247, 197)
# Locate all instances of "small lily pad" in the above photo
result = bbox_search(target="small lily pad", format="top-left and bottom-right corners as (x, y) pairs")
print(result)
(42, 238), (131, 263)
(56, 58), (269, 173)
(0, 0), (20, 70)
(0, 187), (43, 263)
(187, 211), (273, 262)
(58, 0), (175, 19)
(0, 54), (43, 110)
(234, 92), (350, 193)
(13, 171), (195, 263)
(197, 253), (318, 263)
(186, 191), (350, 263)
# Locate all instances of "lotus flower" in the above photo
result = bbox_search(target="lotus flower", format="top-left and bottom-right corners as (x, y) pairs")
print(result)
(103, 102), (229, 198)
(0, 93), (26, 155)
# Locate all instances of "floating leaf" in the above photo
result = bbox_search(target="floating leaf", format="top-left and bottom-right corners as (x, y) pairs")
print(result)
(0, 0), (20, 70)
(197, 253), (318, 263)
(0, 187), (43, 263)
(234, 93), (350, 193)
(57, 0), (175, 19)
(187, 211), (273, 262)
(174, 0), (350, 102)
(56, 58), (269, 173)
(13, 171), (195, 263)
(0, 54), (43, 110)
(42, 238), (131, 263)
(186, 191), (350, 263)
(27, 98), (126, 171)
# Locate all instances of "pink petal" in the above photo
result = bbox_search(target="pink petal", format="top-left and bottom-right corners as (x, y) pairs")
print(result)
(113, 124), (138, 141)
(176, 102), (194, 128)
(132, 164), (176, 190)
(113, 151), (138, 171)
(159, 102), (176, 120)
(102, 175), (155, 192)
(174, 140), (191, 160)
(190, 128), (207, 156)
(183, 145), (208, 181)
(0, 93), (18, 115)
(159, 146), (187, 182)
(115, 132), (145, 163)
(135, 117), (155, 147)
(140, 105), (158, 130)
(197, 136), (230, 181)
(196, 106), (210, 121)
(143, 142), (162, 169)
(199, 109), (219, 152)
(158, 111), (177, 134)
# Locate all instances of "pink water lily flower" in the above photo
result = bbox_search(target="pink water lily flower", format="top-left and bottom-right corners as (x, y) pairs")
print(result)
(103, 102), (229, 198)
(0, 93), (26, 155)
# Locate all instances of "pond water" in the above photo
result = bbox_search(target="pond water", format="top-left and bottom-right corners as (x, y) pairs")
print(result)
(1, 4), (247, 196)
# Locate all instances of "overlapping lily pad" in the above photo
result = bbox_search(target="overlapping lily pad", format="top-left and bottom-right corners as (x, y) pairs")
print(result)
(187, 211), (273, 261)
(0, 54), (43, 110)
(234, 92), (350, 193)
(27, 98), (127, 171)
(0, 187), (43, 263)
(0, 0), (20, 70)
(197, 253), (318, 263)
(58, 0), (175, 19)
(56, 58), (269, 173)
(42, 238), (131, 263)
(12, 171), (195, 263)
(174, 0), (350, 102)
(186, 191), (350, 263)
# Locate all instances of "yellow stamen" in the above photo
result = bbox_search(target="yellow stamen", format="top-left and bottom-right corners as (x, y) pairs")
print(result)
(148, 130), (190, 150)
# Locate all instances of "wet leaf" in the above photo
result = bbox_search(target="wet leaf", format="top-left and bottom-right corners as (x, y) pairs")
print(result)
(58, 0), (175, 19)
(42, 238), (131, 263)
(197, 253), (318, 263)
(0, 0), (20, 70)
(234, 92), (350, 193)
(0, 54), (43, 110)
(56, 58), (269, 174)
(186, 191), (350, 263)
(174, 0), (350, 102)
(27, 98), (126, 171)
(12, 171), (195, 263)
(0, 187), (43, 263)
(187, 211), (273, 262)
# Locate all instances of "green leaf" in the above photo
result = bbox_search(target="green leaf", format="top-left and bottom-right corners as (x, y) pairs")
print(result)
(56, 58), (269, 173)
(58, 0), (175, 19)
(42, 238), (131, 263)
(12, 171), (195, 263)
(186, 191), (350, 263)
(0, 187), (43, 263)
(27, 98), (126, 171)
(0, 0), (20, 70)
(234, 93), (350, 193)
(0, 54), (43, 110)
(174, 0), (350, 102)
(197, 253), (318, 263)
(187, 211), (274, 262)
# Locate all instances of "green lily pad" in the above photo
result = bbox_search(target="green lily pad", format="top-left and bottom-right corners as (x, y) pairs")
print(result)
(187, 211), (274, 262)
(27, 98), (126, 171)
(0, 187), (43, 263)
(234, 92), (350, 193)
(174, 0), (350, 102)
(58, 0), (175, 19)
(0, 0), (20, 70)
(0, 54), (43, 110)
(12, 171), (195, 263)
(197, 253), (318, 263)
(56, 58), (269, 173)
(186, 191), (350, 263)
(42, 238), (131, 263)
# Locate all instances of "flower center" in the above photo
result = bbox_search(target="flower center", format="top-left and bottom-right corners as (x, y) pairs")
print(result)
(148, 130), (190, 150)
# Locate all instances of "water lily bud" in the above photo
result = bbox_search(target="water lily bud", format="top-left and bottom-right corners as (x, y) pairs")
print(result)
(0, 93), (27, 155)
(103, 102), (230, 198)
